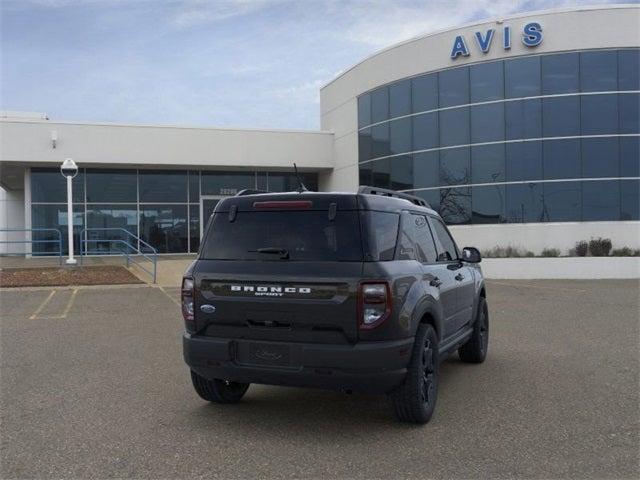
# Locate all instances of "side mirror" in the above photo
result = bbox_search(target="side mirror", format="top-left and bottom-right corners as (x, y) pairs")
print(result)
(462, 247), (481, 263)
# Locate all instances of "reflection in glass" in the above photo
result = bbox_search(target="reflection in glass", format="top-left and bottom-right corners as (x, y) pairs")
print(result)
(470, 103), (504, 143)
(358, 94), (371, 128)
(620, 137), (640, 177)
(389, 117), (412, 155)
(621, 180), (640, 220)
(582, 137), (619, 178)
(542, 182), (581, 222)
(580, 51), (617, 92)
(439, 67), (469, 108)
(581, 94), (618, 135)
(470, 61), (504, 102)
(544, 139), (581, 180)
(618, 49), (640, 91)
(139, 205), (188, 254)
(619, 93), (639, 134)
(371, 87), (389, 123)
(31, 168), (85, 203)
(201, 171), (254, 195)
(389, 79), (411, 118)
(505, 99), (542, 140)
(541, 53), (579, 94)
(86, 169), (137, 203)
(188, 171), (200, 202)
(440, 187), (471, 224)
(359, 128), (372, 162)
(505, 56), (541, 98)
(31, 204), (84, 255)
(359, 162), (373, 186)
(413, 152), (440, 189)
(471, 144), (505, 184)
(583, 181), (620, 221)
(372, 158), (391, 189)
(86, 205), (138, 254)
(413, 189), (440, 212)
(506, 183), (543, 223)
(439, 108), (469, 147)
(472, 185), (505, 224)
(268, 173), (318, 192)
(506, 142), (543, 182)
(371, 123), (390, 158)
(390, 156), (413, 191)
(543, 97), (580, 137)
(412, 73), (438, 113)
(412, 112), (438, 151)
(189, 204), (200, 253)
(139, 170), (187, 203)
(440, 148), (470, 186)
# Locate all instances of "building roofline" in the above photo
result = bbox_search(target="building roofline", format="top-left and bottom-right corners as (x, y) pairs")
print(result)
(0, 117), (334, 136)
(320, 4), (639, 91)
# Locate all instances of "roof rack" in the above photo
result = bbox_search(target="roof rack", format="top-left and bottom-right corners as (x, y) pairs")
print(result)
(235, 189), (269, 196)
(357, 186), (431, 208)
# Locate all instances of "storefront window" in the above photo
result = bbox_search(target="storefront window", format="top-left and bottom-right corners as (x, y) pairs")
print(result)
(31, 168), (84, 203)
(139, 170), (187, 203)
(139, 205), (188, 254)
(86, 169), (137, 203)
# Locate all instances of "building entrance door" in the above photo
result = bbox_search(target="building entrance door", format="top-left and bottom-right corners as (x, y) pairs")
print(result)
(200, 196), (226, 238)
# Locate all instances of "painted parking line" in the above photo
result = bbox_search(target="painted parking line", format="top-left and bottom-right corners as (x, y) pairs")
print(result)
(29, 288), (79, 320)
(29, 290), (56, 319)
(158, 285), (181, 307)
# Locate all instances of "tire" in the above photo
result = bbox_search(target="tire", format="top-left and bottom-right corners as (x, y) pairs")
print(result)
(388, 323), (439, 424)
(458, 296), (489, 363)
(190, 370), (250, 404)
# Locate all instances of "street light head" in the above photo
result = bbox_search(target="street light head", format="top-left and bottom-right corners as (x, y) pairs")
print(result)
(60, 158), (78, 178)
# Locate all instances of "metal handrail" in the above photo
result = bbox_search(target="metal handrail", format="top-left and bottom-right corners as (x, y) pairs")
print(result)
(79, 228), (158, 283)
(0, 228), (63, 264)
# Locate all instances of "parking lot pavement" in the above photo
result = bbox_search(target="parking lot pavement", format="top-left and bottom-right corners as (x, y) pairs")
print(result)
(1, 280), (638, 479)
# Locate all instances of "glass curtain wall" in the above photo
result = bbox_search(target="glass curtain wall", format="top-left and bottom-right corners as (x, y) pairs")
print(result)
(357, 48), (640, 224)
(31, 168), (318, 255)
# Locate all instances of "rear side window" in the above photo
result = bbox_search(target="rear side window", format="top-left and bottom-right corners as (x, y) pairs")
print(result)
(430, 217), (459, 261)
(398, 213), (438, 263)
(201, 210), (363, 261)
(361, 211), (399, 261)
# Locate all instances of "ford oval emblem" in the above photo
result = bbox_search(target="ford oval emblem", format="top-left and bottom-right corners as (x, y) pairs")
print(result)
(200, 304), (216, 314)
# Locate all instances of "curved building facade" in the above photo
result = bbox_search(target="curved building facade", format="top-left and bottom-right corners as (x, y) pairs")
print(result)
(321, 5), (639, 252)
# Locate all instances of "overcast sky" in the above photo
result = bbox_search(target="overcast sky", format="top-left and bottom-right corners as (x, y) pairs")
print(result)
(0, 0), (629, 129)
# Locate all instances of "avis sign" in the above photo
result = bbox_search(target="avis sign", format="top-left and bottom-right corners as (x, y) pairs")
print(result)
(450, 22), (543, 59)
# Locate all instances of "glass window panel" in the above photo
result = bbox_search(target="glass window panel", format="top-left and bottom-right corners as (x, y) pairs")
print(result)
(506, 183), (543, 223)
(412, 73), (438, 113)
(359, 128), (372, 162)
(372, 158), (391, 189)
(201, 171), (254, 196)
(412, 112), (438, 151)
(439, 67), (469, 108)
(358, 94), (371, 128)
(139, 205), (188, 254)
(440, 187), (471, 225)
(619, 49), (640, 91)
(188, 171), (200, 202)
(542, 181), (581, 222)
(371, 123), (390, 158)
(543, 139), (581, 180)
(505, 56), (541, 98)
(256, 172), (268, 191)
(439, 107), (469, 147)
(31, 168), (84, 203)
(471, 144), (505, 184)
(506, 141), (543, 182)
(542, 97), (580, 137)
(470, 61), (504, 102)
(505, 99), (542, 140)
(580, 51), (617, 92)
(471, 185), (505, 224)
(619, 93), (639, 134)
(139, 170), (187, 203)
(581, 94), (618, 135)
(582, 137), (619, 178)
(582, 181), (620, 221)
(440, 147), (470, 186)
(620, 136), (640, 177)
(267, 173), (317, 192)
(413, 152), (439, 189)
(389, 117), (412, 155)
(542, 52), (579, 94)
(389, 79), (411, 118)
(86, 169), (136, 203)
(189, 204), (200, 253)
(370, 86), (389, 123)
(398, 214), (438, 263)
(86, 205), (138, 254)
(31, 204), (84, 255)
(470, 103), (504, 143)
(390, 155), (413, 191)
(359, 162), (373, 186)
(413, 189), (440, 212)
(621, 180), (640, 220)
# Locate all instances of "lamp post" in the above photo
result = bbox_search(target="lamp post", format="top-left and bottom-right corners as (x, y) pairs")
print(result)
(60, 158), (78, 265)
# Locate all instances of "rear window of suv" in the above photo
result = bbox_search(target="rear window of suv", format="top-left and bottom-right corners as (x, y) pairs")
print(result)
(201, 210), (363, 261)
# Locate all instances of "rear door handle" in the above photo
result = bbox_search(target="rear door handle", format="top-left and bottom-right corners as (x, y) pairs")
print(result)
(455, 273), (464, 281)
(429, 277), (442, 287)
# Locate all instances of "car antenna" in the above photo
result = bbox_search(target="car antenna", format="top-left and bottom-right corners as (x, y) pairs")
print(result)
(293, 163), (308, 193)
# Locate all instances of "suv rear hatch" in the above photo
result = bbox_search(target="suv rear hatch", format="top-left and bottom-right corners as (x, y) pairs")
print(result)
(192, 194), (364, 344)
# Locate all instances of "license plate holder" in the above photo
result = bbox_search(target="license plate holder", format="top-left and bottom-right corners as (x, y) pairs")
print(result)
(238, 342), (291, 367)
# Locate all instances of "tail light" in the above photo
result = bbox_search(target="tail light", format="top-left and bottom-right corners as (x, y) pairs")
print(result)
(182, 277), (195, 332)
(358, 282), (392, 330)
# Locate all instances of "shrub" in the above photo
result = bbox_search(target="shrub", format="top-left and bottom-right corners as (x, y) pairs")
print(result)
(574, 241), (589, 257)
(481, 246), (535, 258)
(589, 237), (612, 257)
(611, 247), (640, 257)
(540, 248), (561, 257)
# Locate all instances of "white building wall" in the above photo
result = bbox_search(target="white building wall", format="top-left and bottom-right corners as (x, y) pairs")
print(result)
(0, 186), (26, 254)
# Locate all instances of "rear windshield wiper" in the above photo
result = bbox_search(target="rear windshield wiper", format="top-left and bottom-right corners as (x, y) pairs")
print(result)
(249, 247), (290, 259)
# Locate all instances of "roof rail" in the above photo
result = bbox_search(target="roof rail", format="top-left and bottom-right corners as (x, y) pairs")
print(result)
(235, 189), (269, 196)
(357, 186), (430, 208)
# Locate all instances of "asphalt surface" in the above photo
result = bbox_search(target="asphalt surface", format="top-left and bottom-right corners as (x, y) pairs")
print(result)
(1, 280), (638, 479)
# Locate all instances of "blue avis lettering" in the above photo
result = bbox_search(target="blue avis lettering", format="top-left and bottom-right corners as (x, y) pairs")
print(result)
(451, 22), (543, 59)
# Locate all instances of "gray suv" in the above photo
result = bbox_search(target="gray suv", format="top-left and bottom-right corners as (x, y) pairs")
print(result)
(182, 186), (488, 424)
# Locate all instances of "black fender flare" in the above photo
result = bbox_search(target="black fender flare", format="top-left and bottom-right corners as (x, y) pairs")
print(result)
(410, 296), (445, 341)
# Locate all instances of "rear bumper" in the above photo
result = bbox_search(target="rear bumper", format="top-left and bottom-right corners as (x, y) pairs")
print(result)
(183, 334), (414, 394)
